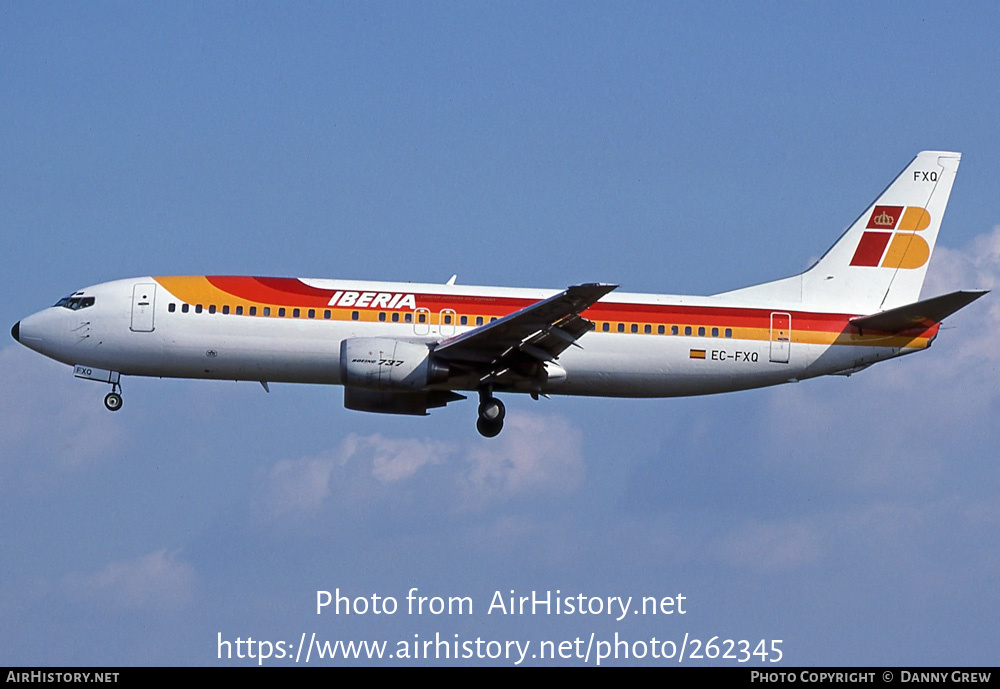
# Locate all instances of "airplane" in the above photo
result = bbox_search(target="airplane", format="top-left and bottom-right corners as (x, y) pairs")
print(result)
(11, 151), (987, 437)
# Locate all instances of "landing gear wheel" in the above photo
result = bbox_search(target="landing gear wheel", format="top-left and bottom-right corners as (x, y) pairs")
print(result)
(104, 392), (123, 412)
(477, 397), (506, 423)
(476, 394), (505, 437)
(477, 417), (503, 438)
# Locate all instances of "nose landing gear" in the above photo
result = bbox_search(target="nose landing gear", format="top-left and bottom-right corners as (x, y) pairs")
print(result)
(71, 366), (124, 412)
(476, 388), (505, 437)
(104, 383), (123, 412)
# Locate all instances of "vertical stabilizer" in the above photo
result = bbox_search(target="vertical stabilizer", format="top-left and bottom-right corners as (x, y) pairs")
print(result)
(718, 151), (961, 314)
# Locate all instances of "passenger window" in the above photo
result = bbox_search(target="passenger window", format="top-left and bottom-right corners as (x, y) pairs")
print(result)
(725, 328), (733, 338)
(698, 327), (705, 336)
(324, 310), (331, 319)
(250, 306), (257, 316)
(476, 316), (484, 326)
(222, 305), (230, 315)
(168, 303), (176, 313)
(602, 322), (610, 332)
(658, 325), (665, 334)
(182, 304), (190, 313)
(405, 313), (413, 323)
(460, 315), (468, 326)
(352, 311), (359, 321)
(617, 323), (625, 333)
(631, 324), (638, 333)
(263, 307), (270, 316)
(379, 312), (386, 322)
(644, 324), (652, 334)
(712, 327), (719, 337)
(278, 308), (286, 317)
(671, 325), (678, 335)
(293, 308), (300, 318)
(308, 309), (316, 319)
(195, 304), (203, 314)
(684, 326), (692, 336)
(391, 312), (399, 322)
(236, 306), (244, 315)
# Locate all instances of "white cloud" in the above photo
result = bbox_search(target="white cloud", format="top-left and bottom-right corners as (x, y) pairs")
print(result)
(0, 346), (126, 477)
(762, 226), (1000, 491)
(63, 549), (195, 611)
(924, 225), (1000, 296)
(263, 454), (339, 515)
(461, 413), (585, 505)
(355, 433), (453, 483)
(255, 413), (586, 519)
(256, 432), (455, 518)
(737, 226), (1000, 575)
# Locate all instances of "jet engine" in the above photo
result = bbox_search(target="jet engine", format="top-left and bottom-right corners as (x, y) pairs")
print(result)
(339, 338), (449, 391)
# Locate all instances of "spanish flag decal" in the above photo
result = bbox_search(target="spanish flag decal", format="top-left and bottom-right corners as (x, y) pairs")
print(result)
(689, 349), (706, 359)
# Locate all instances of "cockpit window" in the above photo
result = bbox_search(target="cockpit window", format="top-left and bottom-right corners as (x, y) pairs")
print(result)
(54, 295), (96, 310)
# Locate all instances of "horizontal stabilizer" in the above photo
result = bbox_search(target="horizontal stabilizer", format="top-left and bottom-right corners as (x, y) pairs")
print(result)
(850, 290), (988, 333)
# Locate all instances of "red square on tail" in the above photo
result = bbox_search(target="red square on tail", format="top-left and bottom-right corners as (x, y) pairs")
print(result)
(850, 231), (892, 267)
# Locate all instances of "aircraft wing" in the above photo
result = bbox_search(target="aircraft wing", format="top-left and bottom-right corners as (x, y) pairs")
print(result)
(433, 283), (617, 373)
(850, 290), (988, 333)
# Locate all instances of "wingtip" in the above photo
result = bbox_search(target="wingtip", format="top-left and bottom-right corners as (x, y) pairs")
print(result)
(573, 282), (619, 291)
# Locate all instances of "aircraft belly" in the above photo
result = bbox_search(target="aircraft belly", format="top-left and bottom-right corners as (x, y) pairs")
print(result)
(552, 336), (902, 397)
(112, 317), (345, 383)
(553, 335), (748, 397)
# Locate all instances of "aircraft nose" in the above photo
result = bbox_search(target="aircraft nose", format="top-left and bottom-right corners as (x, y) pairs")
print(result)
(11, 321), (19, 343)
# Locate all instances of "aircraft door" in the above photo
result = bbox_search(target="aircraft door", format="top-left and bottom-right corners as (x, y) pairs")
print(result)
(414, 308), (431, 336)
(130, 283), (157, 332)
(769, 312), (790, 363)
(440, 309), (456, 337)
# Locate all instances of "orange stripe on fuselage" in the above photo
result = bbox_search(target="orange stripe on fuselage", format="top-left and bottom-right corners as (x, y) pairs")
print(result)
(151, 276), (937, 350)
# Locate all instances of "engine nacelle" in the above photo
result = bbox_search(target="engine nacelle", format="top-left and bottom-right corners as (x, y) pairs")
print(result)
(343, 388), (465, 416)
(340, 338), (449, 390)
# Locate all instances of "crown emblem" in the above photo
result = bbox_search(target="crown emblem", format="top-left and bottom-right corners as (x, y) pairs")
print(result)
(873, 211), (894, 226)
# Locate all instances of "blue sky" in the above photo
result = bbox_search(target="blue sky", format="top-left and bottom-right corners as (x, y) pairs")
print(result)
(2, 2), (999, 666)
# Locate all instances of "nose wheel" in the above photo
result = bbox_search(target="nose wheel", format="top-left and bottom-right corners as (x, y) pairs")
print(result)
(104, 384), (123, 412)
(476, 389), (505, 437)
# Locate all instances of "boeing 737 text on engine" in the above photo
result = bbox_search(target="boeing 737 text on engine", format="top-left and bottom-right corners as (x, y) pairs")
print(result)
(11, 151), (986, 436)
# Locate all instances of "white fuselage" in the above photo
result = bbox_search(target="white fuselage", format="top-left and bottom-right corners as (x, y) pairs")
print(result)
(14, 276), (926, 400)
(10, 152), (976, 436)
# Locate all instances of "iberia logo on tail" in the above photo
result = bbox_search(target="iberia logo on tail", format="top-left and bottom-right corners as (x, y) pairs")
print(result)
(850, 205), (931, 269)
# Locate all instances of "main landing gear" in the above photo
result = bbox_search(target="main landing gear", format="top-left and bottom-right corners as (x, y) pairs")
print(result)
(476, 388), (505, 438)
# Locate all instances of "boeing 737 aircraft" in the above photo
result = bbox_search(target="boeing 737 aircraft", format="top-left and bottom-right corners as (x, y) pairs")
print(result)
(11, 151), (987, 436)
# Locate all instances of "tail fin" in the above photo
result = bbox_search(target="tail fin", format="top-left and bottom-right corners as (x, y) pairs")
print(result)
(719, 151), (961, 313)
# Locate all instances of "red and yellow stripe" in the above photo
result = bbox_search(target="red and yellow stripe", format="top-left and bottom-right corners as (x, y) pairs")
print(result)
(152, 276), (938, 350)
